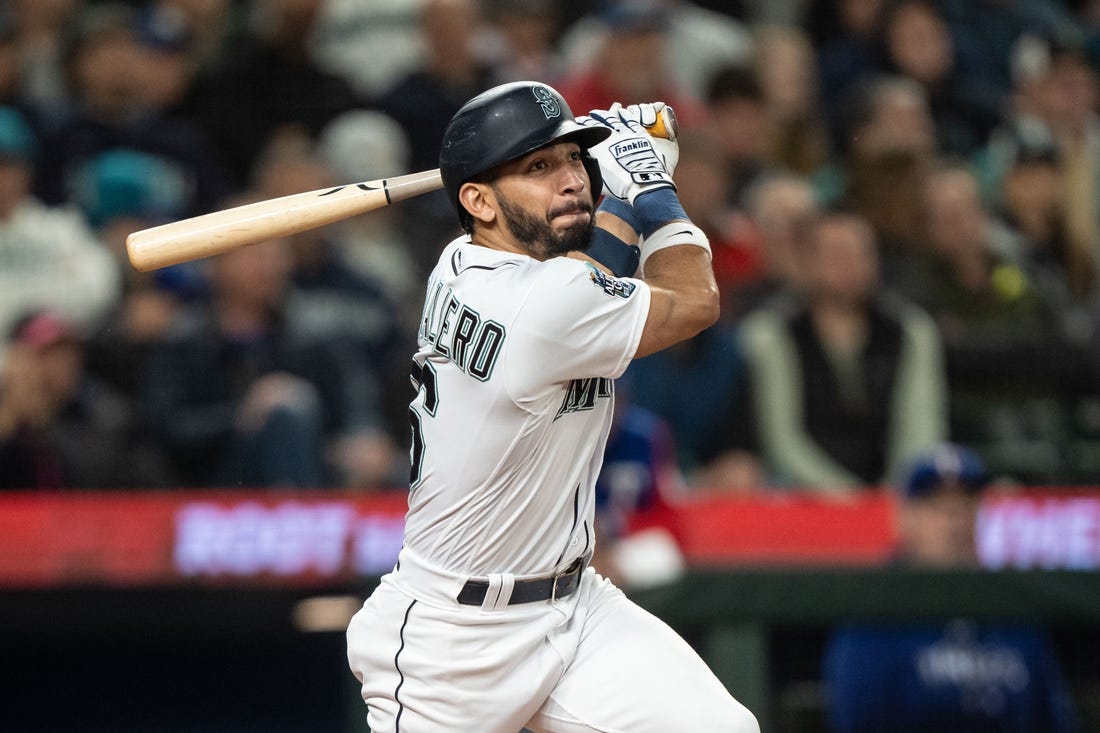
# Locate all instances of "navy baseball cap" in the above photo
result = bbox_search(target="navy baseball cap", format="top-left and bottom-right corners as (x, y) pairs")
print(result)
(900, 443), (988, 499)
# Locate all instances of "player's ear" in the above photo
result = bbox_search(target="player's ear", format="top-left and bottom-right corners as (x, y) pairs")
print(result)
(459, 182), (497, 226)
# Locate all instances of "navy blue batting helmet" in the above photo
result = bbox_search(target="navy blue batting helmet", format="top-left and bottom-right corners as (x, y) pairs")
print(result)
(439, 81), (609, 232)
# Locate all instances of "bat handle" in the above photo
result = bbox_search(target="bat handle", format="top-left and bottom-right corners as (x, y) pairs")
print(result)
(642, 106), (678, 142)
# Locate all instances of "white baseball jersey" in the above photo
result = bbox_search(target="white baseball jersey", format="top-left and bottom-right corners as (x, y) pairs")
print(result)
(347, 235), (759, 733)
(403, 235), (651, 577)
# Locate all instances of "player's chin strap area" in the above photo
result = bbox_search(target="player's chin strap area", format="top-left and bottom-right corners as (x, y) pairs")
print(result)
(456, 555), (589, 610)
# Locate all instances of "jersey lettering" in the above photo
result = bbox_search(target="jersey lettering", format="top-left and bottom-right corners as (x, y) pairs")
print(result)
(468, 321), (506, 381)
(419, 281), (507, 381)
(434, 294), (460, 357)
(419, 280), (445, 343)
(555, 377), (613, 419)
(449, 308), (480, 370)
(409, 361), (438, 487)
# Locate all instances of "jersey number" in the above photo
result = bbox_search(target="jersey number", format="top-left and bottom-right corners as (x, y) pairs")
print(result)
(408, 361), (438, 486)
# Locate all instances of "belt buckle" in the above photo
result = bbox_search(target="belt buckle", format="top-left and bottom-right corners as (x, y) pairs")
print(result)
(551, 573), (561, 603)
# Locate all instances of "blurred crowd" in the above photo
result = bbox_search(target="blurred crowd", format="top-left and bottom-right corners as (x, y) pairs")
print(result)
(1, 0), (1100, 498)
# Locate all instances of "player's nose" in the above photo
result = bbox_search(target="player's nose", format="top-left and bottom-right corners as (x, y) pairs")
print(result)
(559, 162), (588, 194)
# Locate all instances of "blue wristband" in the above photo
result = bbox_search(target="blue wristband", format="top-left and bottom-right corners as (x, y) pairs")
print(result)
(634, 188), (688, 238)
(597, 196), (641, 233)
(587, 227), (641, 277)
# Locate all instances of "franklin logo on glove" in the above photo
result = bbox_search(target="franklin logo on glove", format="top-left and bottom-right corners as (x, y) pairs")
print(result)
(610, 138), (654, 156)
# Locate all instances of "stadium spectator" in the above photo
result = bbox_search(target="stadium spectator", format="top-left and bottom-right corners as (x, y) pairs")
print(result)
(823, 442), (1079, 733)
(130, 2), (203, 119)
(33, 3), (230, 220)
(6, 0), (83, 131)
(481, 0), (566, 86)
(556, 0), (703, 126)
(374, 0), (496, 260)
(702, 64), (772, 207)
(0, 310), (169, 489)
(725, 171), (820, 324)
(310, 0), (425, 100)
(151, 0), (236, 74)
(889, 159), (1028, 312)
(975, 32), (1100, 288)
(724, 211), (947, 494)
(896, 160), (1100, 482)
(140, 235), (400, 490)
(880, 0), (1002, 156)
(250, 132), (414, 451)
(938, 0), (1081, 99)
(76, 147), (199, 403)
(558, 0), (754, 105)
(816, 75), (938, 263)
(688, 173), (820, 489)
(316, 109), (421, 306)
(0, 105), (119, 362)
(672, 129), (763, 317)
(753, 24), (831, 176)
(183, 0), (360, 188)
(808, 0), (889, 148)
(375, 0), (494, 175)
(998, 141), (1098, 328)
(0, 9), (46, 138)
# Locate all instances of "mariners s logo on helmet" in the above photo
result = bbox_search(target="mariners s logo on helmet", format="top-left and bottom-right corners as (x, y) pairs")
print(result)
(532, 86), (561, 120)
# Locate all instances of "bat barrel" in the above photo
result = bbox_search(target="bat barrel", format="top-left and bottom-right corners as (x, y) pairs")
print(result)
(126, 169), (443, 272)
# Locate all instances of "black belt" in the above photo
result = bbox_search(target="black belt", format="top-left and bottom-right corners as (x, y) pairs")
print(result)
(456, 558), (585, 606)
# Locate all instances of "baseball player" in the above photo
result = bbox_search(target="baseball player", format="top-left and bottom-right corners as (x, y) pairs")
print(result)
(346, 81), (759, 733)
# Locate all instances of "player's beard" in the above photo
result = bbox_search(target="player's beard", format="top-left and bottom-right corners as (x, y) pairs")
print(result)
(496, 191), (594, 259)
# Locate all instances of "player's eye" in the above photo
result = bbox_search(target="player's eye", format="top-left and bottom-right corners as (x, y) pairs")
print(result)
(528, 159), (547, 172)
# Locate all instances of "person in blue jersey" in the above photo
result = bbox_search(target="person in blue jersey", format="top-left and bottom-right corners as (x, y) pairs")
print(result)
(823, 443), (1078, 733)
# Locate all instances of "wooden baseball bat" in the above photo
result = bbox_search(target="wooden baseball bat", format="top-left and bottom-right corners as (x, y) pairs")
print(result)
(126, 106), (677, 272)
(126, 169), (444, 272)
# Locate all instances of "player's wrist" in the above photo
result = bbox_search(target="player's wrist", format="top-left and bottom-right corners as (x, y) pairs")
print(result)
(588, 227), (641, 277)
(633, 188), (688, 238)
(598, 196), (641, 235)
(639, 221), (711, 274)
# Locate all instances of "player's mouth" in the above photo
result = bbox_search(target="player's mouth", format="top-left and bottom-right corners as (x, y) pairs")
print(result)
(549, 202), (592, 225)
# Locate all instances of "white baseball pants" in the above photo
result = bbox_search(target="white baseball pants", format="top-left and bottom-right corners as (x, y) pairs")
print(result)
(346, 553), (758, 732)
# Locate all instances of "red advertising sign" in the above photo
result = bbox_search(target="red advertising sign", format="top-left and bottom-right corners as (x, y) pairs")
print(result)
(0, 488), (1097, 588)
(0, 490), (408, 588)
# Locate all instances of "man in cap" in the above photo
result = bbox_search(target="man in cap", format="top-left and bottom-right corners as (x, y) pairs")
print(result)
(823, 443), (1078, 733)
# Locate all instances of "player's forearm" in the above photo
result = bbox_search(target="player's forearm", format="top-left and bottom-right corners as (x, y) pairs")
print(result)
(599, 196), (719, 357)
(635, 244), (719, 358)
